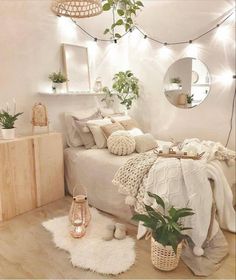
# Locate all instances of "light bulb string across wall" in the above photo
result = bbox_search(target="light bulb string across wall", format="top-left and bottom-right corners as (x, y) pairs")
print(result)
(70, 8), (235, 44)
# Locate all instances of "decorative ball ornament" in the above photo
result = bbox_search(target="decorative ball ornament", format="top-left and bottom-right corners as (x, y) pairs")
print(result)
(51, 0), (102, 19)
(108, 131), (135, 156)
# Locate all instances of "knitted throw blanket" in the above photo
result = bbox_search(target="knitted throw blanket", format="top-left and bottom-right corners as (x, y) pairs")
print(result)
(112, 151), (157, 213)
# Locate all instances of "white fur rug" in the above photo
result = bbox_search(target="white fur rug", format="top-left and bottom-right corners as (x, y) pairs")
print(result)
(42, 208), (136, 275)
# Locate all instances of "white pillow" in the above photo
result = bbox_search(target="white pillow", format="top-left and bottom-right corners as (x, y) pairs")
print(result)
(87, 118), (112, 148)
(128, 128), (144, 137)
(64, 109), (100, 147)
(134, 133), (158, 153)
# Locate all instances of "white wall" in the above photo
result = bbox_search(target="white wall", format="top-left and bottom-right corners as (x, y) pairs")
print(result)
(0, 0), (235, 149)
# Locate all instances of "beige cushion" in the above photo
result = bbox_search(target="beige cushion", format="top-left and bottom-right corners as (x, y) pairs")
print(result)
(134, 133), (158, 153)
(87, 118), (112, 148)
(110, 115), (130, 123)
(64, 109), (101, 147)
(101, 122), (125, 139)
(108, 131), (135, 156)
(119, 118), (140, 130)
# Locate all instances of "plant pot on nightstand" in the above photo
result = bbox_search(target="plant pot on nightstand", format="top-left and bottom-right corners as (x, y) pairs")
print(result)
(1, 128), (15, 139)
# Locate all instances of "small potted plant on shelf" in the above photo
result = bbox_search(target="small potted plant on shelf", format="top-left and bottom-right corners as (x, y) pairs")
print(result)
(133, 192), (194, 271)
(170, 77), (182, 90)
(0, 102), (23, 140)
(112, 70), (140, 110)
(48, 71), (68, 93)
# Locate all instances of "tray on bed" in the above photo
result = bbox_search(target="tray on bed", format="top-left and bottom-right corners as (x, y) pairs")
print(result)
(153, 149), (205, 160)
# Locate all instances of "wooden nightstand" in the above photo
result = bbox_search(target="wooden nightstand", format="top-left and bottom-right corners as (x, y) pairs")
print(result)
(0, 132), (65, 221)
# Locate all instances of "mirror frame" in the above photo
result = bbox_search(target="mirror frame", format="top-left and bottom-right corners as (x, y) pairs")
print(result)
(163, 57), (211, 109)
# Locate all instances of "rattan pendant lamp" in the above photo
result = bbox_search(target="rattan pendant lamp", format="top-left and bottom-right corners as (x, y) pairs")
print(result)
(51, 0), (102, 18)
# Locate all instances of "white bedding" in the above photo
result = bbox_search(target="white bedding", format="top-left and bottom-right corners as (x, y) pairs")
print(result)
(64, 142), (236, 221)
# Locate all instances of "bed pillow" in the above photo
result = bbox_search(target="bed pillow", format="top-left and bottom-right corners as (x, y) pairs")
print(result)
(64, 109), (101, 147)
(110, 114), (130, 123)
(119, 118), (140, 130)
(87, 118), (112, 148)
(73, 112), (102, 149)
(108, 131), (135, 156)
(101, 122), (125, 139)
(134, 133), (158, 153)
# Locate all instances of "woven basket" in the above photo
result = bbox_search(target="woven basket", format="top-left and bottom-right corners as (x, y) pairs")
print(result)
(151, 237), (182, 271)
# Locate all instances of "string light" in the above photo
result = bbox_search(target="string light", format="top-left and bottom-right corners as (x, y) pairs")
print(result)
(68, 8), (234, 45)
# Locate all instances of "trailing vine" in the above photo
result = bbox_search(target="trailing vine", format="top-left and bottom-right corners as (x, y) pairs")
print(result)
(102, 0), (144, 39)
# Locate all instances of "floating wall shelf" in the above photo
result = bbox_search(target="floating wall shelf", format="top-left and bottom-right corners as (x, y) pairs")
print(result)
(38, 92), (107, 96)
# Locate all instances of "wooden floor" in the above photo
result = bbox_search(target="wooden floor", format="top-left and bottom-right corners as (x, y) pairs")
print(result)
(0, 196), (235, 279)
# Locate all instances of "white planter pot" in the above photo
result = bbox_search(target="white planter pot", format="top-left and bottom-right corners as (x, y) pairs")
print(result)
(52, 82), (67, 93)
(1, 128), (15, 139)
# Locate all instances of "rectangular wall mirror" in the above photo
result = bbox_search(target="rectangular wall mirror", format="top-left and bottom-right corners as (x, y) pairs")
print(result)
(62, 44), (91, 93)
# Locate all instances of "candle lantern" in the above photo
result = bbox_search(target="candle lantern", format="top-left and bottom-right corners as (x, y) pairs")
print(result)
(70, 219), (86, 238)
(69, 194), (91, 229)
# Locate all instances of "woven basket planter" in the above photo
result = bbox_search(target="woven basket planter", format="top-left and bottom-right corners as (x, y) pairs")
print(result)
(151, 237), (182, 271)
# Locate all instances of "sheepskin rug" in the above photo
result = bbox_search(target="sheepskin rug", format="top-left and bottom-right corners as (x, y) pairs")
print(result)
(42, 208), (136, 275)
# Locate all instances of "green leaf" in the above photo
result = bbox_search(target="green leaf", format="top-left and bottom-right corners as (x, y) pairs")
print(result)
(117, 9), (125, 16)
(104, 28), (110, 35)
(126, 17), (133, 24)
(103, 3), (111, 11)
(136, 1), (144, 7)
(116, 19), (124, 25)
(147, 192), (165, 210)
(115, 33), (122, 38)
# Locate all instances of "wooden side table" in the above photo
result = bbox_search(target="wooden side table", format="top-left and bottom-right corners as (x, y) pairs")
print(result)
(0, 132), (65, 221)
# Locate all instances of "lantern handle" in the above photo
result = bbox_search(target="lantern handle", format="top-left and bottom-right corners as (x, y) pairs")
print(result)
(72, 185), (87, 198)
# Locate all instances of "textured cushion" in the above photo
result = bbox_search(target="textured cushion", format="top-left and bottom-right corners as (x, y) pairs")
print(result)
(101, 122), (125, 139)
(119, 118), (140, 130)
(108, 131), (135, 156)
(64, 109), (101, 147)
(87, 118), (112, 148)
(73, 111), (102, 149)
(134, 133), (158, 153)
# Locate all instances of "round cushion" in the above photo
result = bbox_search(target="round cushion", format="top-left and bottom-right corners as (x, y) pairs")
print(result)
(108, 131), (135, 156)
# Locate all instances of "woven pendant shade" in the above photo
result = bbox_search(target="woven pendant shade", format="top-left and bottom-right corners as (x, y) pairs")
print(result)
(51, 0), (102, 18)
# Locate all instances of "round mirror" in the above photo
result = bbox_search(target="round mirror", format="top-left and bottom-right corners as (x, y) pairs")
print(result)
(163, 58), (211, 109)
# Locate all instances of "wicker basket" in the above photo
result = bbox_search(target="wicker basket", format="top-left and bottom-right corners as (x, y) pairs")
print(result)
(151, 237), (182, 271)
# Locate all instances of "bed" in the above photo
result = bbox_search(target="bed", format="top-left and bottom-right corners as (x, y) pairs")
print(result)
(64, 141), (236, 221)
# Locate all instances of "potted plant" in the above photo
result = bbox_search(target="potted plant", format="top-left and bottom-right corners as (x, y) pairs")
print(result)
(187, 94), (194, 106)
(48, 71), (68, 93)
(101, 86), (114, 108)
(112, 70), (140, 110)
(133, 192), (194, 271)
(170, 77), (182, 89)
(0, 105), (23, 139)
(103, 0), (144, 39)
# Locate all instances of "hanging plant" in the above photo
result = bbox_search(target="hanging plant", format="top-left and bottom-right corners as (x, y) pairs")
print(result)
(102, 0), (144, 39)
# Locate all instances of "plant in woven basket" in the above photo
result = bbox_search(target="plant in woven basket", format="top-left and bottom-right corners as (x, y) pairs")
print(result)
(102, 0), (144, 39)
(132, 192), (194, 254)
(112, 70), (139, 110)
